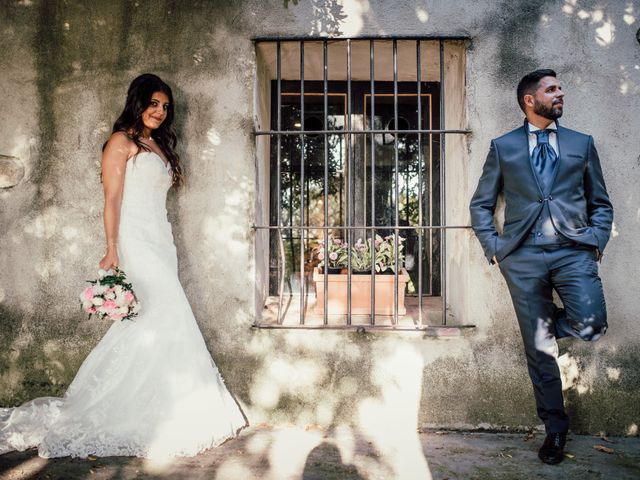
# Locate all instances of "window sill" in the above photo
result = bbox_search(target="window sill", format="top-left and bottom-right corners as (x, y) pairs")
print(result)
(255, 295), (475, 334)
(251, 322), (475, 336)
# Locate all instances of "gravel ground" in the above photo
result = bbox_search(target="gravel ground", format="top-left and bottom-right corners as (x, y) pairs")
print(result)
(1, 426), (638, 480)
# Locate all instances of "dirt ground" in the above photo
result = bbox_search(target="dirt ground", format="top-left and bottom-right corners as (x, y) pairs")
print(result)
(1, 426), (638, 480)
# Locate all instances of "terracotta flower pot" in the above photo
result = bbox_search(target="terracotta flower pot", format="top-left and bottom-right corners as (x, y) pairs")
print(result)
(326, 267), (345, 275)
(313, 267), (409, 315)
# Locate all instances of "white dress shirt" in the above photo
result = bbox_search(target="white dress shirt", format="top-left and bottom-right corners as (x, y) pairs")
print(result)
(527, 122), (559, 156)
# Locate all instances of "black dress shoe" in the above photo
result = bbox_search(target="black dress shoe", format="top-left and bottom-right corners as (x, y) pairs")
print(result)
(538, 432), (567, 465)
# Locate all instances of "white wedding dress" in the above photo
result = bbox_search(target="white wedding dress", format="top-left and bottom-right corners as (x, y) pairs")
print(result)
(0, 151), (246, 458)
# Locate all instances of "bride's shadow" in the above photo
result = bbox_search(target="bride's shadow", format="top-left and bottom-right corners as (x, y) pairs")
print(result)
(301, 442), (363, 479)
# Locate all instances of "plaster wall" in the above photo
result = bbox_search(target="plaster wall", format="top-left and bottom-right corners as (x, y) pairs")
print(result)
(0, 2), (639, 457)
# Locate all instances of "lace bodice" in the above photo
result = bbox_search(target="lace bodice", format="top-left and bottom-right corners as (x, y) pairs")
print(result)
(120, 151), (172, 221)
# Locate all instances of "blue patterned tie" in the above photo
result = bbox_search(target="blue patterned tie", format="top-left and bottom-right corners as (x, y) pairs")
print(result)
(531, 129), (558, 189)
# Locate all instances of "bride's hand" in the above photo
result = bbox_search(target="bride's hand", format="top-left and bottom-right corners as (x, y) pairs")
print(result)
(99, 247), (119, 270)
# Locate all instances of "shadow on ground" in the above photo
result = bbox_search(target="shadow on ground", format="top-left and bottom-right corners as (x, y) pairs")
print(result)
(1, 426), (639, 480)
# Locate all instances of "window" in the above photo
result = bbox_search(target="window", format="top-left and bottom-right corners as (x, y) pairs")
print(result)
(254, 38), (470, 330)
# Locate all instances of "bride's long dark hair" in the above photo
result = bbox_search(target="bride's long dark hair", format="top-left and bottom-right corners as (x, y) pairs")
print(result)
(107, 73), (183, 186)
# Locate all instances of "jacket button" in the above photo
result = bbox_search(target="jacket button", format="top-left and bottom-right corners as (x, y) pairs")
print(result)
(548, 195), (553, 200)
(538, 198), (543, 203)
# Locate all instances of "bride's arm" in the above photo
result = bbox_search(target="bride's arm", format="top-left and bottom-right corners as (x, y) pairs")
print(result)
(99, 133), (131, 270)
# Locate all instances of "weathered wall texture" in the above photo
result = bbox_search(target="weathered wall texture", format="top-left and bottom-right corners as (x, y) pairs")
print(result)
(1, 2), (639, 460)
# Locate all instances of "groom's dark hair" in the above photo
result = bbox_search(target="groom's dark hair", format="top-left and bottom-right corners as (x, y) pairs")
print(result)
(517, 69), (557, 112)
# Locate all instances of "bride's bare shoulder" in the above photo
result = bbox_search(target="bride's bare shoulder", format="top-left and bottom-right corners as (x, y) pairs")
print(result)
(104, 131), (137, 159)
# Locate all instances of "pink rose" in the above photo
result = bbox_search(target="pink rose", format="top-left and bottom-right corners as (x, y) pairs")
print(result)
(124, 292), (135, 304)
(103, 300), (117, 310)
(318, 252), (324, 260)
(83, 286), (94, 301)
(84, 306), (96, 314)
(329, 252), (338, 261)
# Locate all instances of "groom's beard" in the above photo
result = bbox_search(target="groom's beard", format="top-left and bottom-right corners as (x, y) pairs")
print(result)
(534, 100), (563, 120)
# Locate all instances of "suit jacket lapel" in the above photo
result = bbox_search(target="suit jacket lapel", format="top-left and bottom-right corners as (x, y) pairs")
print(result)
(546, 124), (563, 195)
(521, 125), (544, 196)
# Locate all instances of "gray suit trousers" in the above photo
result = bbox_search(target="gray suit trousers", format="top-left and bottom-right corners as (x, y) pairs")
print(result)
(498, 243), (607, 433)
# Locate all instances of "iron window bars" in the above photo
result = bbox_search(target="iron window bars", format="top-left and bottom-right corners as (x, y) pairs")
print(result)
(253, 38), (471, 330)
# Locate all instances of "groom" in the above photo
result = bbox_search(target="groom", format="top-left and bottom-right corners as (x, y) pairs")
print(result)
(469, 69), (613, 464)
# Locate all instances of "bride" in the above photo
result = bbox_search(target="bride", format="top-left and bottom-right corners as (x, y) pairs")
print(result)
(0, 74), (247, 459)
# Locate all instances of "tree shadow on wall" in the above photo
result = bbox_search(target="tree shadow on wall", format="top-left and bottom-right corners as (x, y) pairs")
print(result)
(284, 0), (347, 36)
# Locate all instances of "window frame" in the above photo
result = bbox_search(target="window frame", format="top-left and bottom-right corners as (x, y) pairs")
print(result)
(253, 37), (472, 331)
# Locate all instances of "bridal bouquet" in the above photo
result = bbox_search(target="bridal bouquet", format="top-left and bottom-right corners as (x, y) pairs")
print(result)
(80, 268), (140, 321)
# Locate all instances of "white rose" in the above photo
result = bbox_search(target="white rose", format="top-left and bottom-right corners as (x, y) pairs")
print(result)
(118, 306), (128, 314)
(92, 297), (104, 306)
(93, 284), (108, 295)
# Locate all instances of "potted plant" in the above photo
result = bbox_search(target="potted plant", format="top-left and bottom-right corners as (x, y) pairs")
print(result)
(313, 233), (410, 316)
(350, 237), (373, 273)
(373, 234), (405, 274)
(315, 235), (349, 274)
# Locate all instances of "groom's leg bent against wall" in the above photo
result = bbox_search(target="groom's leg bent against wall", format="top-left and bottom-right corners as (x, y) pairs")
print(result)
(549, 246), (608, 341)
(498, 246), (569, 434)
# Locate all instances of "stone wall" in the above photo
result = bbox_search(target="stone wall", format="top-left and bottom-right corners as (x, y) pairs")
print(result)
(0, 0), (638, 444)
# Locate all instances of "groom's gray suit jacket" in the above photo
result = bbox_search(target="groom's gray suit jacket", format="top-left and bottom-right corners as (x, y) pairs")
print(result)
(470, 123), (613, 263)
